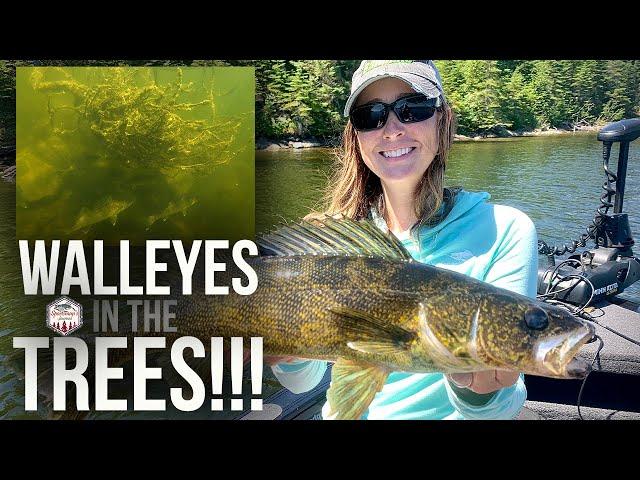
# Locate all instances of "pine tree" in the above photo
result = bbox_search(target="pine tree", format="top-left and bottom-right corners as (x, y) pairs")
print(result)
(264, 60), (292, 137)
(601, 61), (638, 121)
(528, 61), (558, 128)
(459, 61), (509, 133)
(298, 60), (345, 138)
(435, 61), (469, 132)
(504, 64), (536, 131)
(572, 60), (606, 124)
(0, 60), (16, 150)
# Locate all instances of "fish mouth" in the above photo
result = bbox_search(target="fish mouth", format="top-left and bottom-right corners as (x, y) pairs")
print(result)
(565, 357), (591, 378)
(534, 321), (595, 379)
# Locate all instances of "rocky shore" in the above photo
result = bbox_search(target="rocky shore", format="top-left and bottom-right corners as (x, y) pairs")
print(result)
(453, 124), (600, 142)
(0, 125), (604, 183)
(0, 164), (15, 182)
(0, 144), (16, 182)
(256, 137), (330, 151)
(256, 125), (602, 150)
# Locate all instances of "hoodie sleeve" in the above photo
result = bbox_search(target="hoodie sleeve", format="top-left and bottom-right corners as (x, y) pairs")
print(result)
(445, 206), (537, 419)
(271, 359), (328, 394)
(482, 206), (539, 298)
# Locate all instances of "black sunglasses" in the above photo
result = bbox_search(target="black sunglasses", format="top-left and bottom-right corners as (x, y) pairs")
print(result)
(349, 94), (441, 132)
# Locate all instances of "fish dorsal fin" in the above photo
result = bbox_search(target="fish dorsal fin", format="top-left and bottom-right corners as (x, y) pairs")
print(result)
(330, 306), (416, 355)
(257, 217), (413, 261)
(325, 359), (389, 420)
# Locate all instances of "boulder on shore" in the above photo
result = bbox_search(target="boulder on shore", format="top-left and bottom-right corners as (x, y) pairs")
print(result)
(257, 137), (327, 150)
(1, 164), (16, 182)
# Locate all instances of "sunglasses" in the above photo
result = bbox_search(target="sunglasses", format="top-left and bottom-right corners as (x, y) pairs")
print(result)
(349, 94), (441, 132)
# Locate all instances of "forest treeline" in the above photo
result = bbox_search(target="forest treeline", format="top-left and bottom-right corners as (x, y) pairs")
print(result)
(1, 59), (639, 150)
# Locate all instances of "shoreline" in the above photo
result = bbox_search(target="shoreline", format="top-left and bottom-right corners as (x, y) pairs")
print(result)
(0, 125), (604, 183)
(256, 125), (602, 150)
(0, 164), (15, 182)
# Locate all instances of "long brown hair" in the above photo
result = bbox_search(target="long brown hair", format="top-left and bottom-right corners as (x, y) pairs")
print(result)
(311, 98), (456, 230)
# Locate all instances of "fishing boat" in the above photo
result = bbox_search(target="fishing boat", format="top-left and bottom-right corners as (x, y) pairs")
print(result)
(239, 118), (640, 420)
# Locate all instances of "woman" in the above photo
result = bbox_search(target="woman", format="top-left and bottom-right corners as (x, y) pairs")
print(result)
(270, 60), (538, 419)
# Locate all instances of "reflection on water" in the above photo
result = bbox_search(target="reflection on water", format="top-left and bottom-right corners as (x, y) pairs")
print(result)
(2, 132), (640, 418)
(255, 148), (333, 233)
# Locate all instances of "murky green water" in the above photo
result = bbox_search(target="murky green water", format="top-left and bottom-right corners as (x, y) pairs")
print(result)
(2, 132), (640, 418)
(16, 67), (254, 244)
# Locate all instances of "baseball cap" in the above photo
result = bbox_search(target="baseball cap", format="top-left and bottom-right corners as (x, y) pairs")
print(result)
(343, 60), (444, 117)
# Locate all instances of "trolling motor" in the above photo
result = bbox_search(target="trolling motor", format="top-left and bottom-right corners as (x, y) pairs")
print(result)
(537, 118), (640, 307)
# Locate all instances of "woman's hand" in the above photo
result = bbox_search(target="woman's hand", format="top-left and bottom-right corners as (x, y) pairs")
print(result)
(263, 355), (298, 366)
(446, 370), (520, 395)
(241, 350), (298, 367)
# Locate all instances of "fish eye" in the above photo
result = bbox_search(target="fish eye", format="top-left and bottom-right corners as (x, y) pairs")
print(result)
(524, 307), (549, 330)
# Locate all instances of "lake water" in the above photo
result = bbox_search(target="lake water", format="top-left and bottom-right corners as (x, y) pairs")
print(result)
(256, 133), (640, 303)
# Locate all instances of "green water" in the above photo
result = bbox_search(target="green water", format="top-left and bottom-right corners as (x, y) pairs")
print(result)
(2, 132), (640, 418)
(16, 67), (255, 244)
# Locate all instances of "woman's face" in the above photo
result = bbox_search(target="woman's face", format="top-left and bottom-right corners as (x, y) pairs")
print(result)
(354, 77), (439, 190)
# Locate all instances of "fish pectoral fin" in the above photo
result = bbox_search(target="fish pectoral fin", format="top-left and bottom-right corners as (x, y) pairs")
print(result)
(346, 341), (405, 356)
(330, 306), (416, 355)
(326, 359), (388, 420)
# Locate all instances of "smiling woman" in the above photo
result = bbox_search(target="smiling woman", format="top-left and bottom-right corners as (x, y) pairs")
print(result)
(269, 60), (540, 420)
(350, 78), (444, 229)
(319, 61), (456, 234)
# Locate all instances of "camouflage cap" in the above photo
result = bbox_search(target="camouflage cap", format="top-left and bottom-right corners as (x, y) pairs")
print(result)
(344, 60), (444, 117)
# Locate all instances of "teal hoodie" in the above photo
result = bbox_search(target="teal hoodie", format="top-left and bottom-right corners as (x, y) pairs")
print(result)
(271, 190), (538, 419)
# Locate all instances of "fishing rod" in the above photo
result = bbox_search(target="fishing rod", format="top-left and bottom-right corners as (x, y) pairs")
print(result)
(537, 117), (640, 305)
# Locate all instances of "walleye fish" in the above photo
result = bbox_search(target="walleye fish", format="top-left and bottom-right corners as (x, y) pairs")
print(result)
(70, 197), (134, 232)
(145, 197), (198, 228)
(171, 217), (595, 419)
(13, 217), (595, 420)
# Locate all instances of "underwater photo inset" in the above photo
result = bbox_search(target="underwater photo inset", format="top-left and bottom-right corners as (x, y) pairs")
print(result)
(16, 66), (255, 244)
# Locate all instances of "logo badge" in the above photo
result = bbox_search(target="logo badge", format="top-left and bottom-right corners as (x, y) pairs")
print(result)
(46, 296), (83, 336)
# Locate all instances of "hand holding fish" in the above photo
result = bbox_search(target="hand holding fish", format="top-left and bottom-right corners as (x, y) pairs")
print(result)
(263, 356), (298, 366)
(241, 349), (297, 366)
(446, 370), (520, 395)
